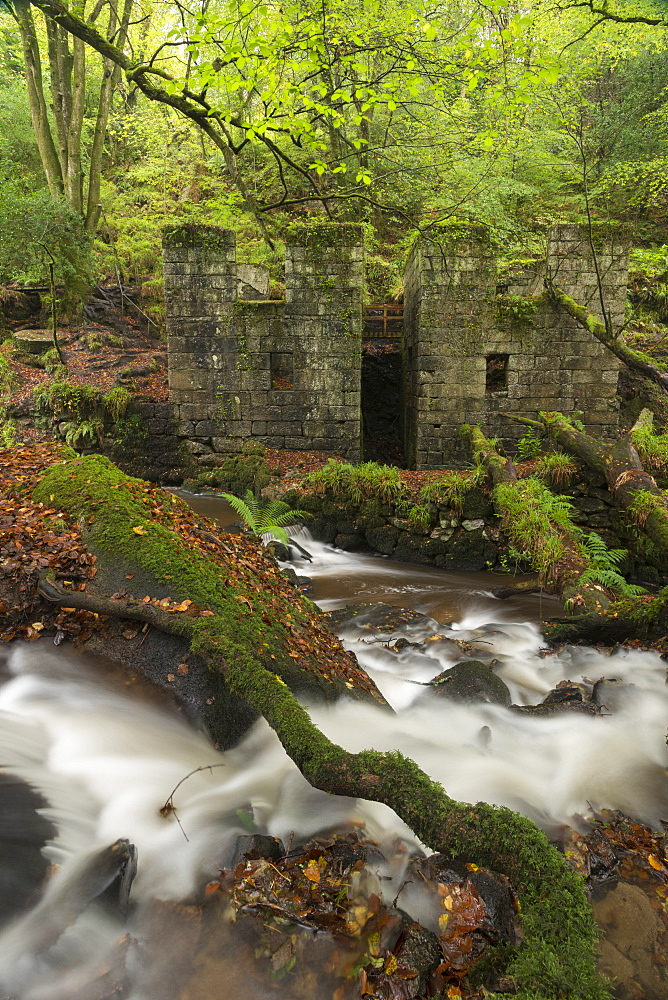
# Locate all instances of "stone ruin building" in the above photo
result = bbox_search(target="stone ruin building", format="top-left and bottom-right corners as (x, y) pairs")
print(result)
(162, 220), (629, 469)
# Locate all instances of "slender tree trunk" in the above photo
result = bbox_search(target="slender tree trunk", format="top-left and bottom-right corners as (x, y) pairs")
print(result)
(15, 0), (64, 198)
(65, 34), (86, 214)
(85, 0), (132, 231)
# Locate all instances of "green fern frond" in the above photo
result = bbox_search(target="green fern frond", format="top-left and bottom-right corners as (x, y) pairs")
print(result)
(219, 490), (309, 542)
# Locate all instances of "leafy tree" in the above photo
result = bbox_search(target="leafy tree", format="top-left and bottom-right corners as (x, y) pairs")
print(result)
(5, 0), (133, 230)
(17, 0), (562, 231)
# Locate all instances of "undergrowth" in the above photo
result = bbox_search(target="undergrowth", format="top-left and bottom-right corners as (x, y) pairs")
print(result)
(420, 468), (484, 514)
(493, 477), (642, 596)
(535, 451), (578, 488)
(304, 460), (405, 504)
(34, 380), (132, 450)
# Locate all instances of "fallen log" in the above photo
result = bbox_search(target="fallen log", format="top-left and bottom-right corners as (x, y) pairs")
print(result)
(511, 410), (668, 557)
(30, 453), (610, 1000)
(462, 425), (611, 614)
(547, 282), (668, 395)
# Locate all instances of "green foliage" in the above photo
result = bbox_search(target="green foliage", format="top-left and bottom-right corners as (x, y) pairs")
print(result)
(515, 429), (544, 461)
(0, 349), (16, 446)
(494, 478), (573, 582)
(420, 469), (483, 514)
(631, 422), (668, 474)
(60, 417), (105, 449)
(577, 531), (645, 597)
(496, 294), (539, 326)
(305, 460), (405, 505)
(535, 451), (578, 488)
(629, 245), (668, 278)
(628, 489), (668, 526)
(103, 387), (132, 421)
(0, 187), (93, 294)
(218, 489), (309, 545)
(33, 379), (132, 452)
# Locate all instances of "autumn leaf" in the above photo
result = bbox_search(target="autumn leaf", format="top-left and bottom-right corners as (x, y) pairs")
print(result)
(304, 859), (321, 883)
(132, 526), (148, 535)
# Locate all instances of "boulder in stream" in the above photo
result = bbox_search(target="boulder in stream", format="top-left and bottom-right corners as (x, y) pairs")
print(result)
(429, 659), (512, 707)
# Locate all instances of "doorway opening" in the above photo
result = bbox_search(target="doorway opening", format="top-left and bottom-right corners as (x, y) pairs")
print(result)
(361, 316), (405, 466)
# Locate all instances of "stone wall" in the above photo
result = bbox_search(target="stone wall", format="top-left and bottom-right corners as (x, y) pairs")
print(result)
(403, 222), (628, 467)
(163, 221), (363, 462)
(163, 220), (629, 471)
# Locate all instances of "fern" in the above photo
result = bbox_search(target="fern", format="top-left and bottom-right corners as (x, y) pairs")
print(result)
(578, 531), (646, 597)
(61, 418), (104, 449)
(219, 490), (310, 545)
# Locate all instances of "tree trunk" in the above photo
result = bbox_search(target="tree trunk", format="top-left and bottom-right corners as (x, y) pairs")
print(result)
(15, 0), (65, 199)
(85, 0), (133, 231)
(525, 411), (668, 555)
(547, 283), (668, 395)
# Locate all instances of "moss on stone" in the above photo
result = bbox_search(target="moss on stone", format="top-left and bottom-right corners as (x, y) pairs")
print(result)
(285, 221), (364, 248)
(162, 223), (236, 251)
(422, 220), (490, 247)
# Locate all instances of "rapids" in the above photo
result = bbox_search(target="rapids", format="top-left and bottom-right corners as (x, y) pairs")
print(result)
(0, 519), (667, 997)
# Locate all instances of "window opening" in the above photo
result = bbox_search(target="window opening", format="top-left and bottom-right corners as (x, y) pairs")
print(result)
(486, 354), (508, 393)
(270, 351), (294, 390)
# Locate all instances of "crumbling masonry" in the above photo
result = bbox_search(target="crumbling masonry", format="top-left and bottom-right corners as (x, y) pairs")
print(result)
(163, 221), (628, 469)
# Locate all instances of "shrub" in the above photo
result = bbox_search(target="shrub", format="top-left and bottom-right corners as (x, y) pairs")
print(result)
(535, 451), (578, 488)
(304, 460), (405, 504)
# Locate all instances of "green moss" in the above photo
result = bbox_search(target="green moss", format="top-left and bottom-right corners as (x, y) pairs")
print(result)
(161, 223), (235, 251)
(423, 220), (490, 245)
(495, 293), (539, 327)
(30, 456), (334, 699)
(197, 452), (272, 494)
(284, 221), (364, 248)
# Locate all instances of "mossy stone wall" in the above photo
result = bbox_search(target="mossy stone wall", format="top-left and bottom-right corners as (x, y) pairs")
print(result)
(162, 222), (363, 461)
(403, 223), (627, 468)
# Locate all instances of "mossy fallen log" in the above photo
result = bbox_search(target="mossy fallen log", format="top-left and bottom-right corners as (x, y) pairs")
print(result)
(31, 454), (611, 1000)
(462, 425), (611, 615)
(547, 283), (668, 395)
(507, 409), (668, 573)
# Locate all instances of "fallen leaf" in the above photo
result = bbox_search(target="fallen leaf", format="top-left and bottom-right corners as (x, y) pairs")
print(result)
(177, 663), (189, 675)
(132, 526), (148, 535)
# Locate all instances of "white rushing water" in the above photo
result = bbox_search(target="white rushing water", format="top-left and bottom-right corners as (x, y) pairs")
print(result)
(0, 530), (667, 997)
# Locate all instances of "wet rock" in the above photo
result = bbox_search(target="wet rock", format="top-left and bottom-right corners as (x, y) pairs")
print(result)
(592, 677), (636, 713)
(0, 775), (57, 928)
(511, 700), (601, 717)
(429, 660), (512, 707)
(334, 532), (366, 551)
(414, 854), (520, 947)
(323, 603), (439, 636)
(542, 683), (585, 706)
(229, 834), (285, 866)
(267, 540), (290, 561)
(593, 882), (668, 1000)
(365, 525), (399, 554)
(373, 913), (442, 998)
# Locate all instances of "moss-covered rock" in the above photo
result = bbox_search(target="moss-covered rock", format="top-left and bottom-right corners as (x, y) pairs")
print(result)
(430, 660), (512, 707)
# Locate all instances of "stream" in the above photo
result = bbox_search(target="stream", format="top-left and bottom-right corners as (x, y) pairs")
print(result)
(0, 496), (667, 998)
